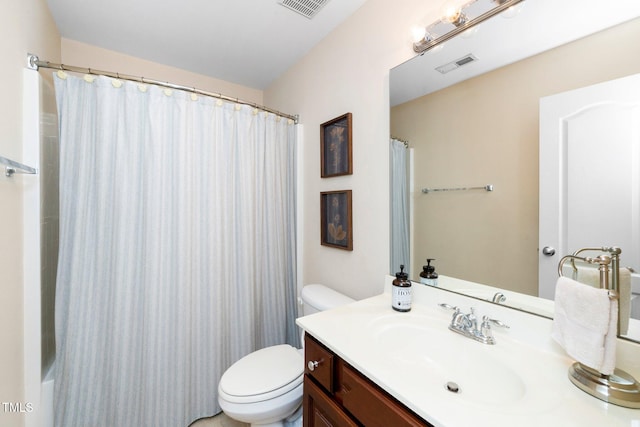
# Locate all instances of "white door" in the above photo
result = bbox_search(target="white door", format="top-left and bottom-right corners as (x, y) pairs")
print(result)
(539, 73), (640, 300)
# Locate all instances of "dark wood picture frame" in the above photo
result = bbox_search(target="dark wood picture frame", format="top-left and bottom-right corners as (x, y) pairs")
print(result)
(320, 113), (352, 178)
(320, 190), (353, 251)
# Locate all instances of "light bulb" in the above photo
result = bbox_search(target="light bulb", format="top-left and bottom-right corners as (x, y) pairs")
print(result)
(410, 26), (427, 43)
(440, 0), (468, 26)
(442, 5), (461, 23)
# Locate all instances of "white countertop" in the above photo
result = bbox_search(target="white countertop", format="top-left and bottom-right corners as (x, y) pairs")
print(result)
(296, 277), (640, 427)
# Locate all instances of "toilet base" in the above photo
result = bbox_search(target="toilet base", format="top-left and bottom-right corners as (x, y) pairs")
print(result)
(283, 405), (303, 427)
(248, 407), (302, 427)
(224, 403), (302, 427)
(218, 382), (303, 426)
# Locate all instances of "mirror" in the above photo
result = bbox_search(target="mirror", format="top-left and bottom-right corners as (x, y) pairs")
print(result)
(389, 0), (640, 342)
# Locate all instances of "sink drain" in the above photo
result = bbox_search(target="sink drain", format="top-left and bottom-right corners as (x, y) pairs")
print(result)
(445, 381), (460, 393)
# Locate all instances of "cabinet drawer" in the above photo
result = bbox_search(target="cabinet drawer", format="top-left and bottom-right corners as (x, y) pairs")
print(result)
(336, 361), (429, 427)
(305, 334), (335, 393)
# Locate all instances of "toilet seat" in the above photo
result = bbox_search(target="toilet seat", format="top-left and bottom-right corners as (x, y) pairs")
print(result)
(218, 344), (303, 404)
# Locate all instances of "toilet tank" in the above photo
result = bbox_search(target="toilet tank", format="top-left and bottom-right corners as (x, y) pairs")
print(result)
(301, 284), (355, 316)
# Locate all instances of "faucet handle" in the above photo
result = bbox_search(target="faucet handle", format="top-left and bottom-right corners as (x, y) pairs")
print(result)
(439, 303), (466, 328)
(438, 303), (458, 311)
(480, 315), (509, 344)
(481, 315), (510, 329)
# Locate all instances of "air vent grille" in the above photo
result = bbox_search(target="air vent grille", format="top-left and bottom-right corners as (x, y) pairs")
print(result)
(435, 54), (479, 74)
(278, 0), (330, 19)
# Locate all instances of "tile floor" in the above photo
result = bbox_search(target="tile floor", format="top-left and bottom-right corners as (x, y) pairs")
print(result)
(190, 412), (248, 427)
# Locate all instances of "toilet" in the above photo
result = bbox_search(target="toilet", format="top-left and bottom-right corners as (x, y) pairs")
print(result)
(218, 284), (355, 427)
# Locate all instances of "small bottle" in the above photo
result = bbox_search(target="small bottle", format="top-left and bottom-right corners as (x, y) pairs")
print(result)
(392, 265), (412, 312)
(419, 258), (438, 287)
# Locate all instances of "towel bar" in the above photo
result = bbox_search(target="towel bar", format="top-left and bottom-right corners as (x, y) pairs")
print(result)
(421, 184), (493, 194)
(0, 156), (38, 177)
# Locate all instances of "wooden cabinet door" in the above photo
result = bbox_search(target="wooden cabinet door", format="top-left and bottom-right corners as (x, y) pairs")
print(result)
(303, 376), (358, 427)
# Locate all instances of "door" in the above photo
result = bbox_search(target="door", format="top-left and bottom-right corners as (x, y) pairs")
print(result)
(539, 73), (640, 300)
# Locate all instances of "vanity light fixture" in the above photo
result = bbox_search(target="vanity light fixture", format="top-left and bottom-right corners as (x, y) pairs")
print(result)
(413, 0), (525, 53)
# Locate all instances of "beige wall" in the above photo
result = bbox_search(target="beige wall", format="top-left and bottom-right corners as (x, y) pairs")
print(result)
(391, 18), (640, 296)
(61, 39), (264, 106)
(265, 0), (432, 300)
(0, 0), (60, 426)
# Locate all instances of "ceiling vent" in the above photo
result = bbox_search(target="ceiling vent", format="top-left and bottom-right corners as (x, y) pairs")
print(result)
(278, 0), (330, 19)
(435, 54), (479, 74)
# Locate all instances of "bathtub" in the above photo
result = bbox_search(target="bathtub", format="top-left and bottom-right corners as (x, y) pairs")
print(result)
(42, 362), (54, 427)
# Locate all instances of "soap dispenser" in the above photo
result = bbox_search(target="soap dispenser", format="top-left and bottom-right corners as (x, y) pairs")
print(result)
(419, 258), (438, 287)
(392, 265), (412, 312)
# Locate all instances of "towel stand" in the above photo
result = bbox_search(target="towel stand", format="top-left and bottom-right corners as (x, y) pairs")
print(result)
(557, 253), (617, 300)
(569, 246), (622, 298)
(557, 247), (640, 408)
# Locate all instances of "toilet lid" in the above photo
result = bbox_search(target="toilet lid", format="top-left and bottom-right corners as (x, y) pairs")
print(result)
(219, 344), (303, 399)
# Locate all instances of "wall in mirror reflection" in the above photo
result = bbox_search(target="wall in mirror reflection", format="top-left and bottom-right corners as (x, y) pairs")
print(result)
(390, 18), (640, 298)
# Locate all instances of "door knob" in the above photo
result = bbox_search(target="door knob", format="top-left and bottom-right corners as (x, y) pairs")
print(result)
(307, 360), (320, 371)
(542, 246), (556, 256)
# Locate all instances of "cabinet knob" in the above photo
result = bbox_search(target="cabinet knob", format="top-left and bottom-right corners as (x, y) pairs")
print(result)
(308, 360), (320, 371)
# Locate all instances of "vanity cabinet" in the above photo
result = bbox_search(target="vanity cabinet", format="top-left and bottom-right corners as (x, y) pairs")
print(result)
(303, 333), (431, 427)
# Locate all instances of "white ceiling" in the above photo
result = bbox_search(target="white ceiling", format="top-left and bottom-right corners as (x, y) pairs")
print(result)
(46, 0), (368, 90)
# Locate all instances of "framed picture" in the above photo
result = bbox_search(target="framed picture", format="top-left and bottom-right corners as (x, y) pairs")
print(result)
(320, 190), (353, 251)
(320, 113), (352, 177)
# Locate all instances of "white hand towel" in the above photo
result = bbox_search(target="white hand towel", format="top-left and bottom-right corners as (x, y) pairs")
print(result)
(552, 276), (618, 375)
(575, 266), (630, 335)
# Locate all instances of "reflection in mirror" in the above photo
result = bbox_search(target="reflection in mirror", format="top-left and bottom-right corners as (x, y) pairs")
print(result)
(389, 0), (640, 343)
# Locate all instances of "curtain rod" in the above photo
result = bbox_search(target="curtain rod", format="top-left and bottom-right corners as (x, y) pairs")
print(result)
(27, 53), (299, 124)
(391, 136), (409, 147)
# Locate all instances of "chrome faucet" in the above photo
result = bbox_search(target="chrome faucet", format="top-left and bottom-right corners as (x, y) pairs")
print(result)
(439, 304), (509, 345)
(491, 292), (506, 303)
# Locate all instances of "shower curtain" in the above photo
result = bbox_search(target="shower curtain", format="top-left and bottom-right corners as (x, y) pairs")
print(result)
(390, 138), (410, 275)
(53, 73), (298, 427)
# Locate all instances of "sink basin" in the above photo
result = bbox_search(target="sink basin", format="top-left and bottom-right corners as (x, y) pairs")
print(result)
(367, 314), (527, 406)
